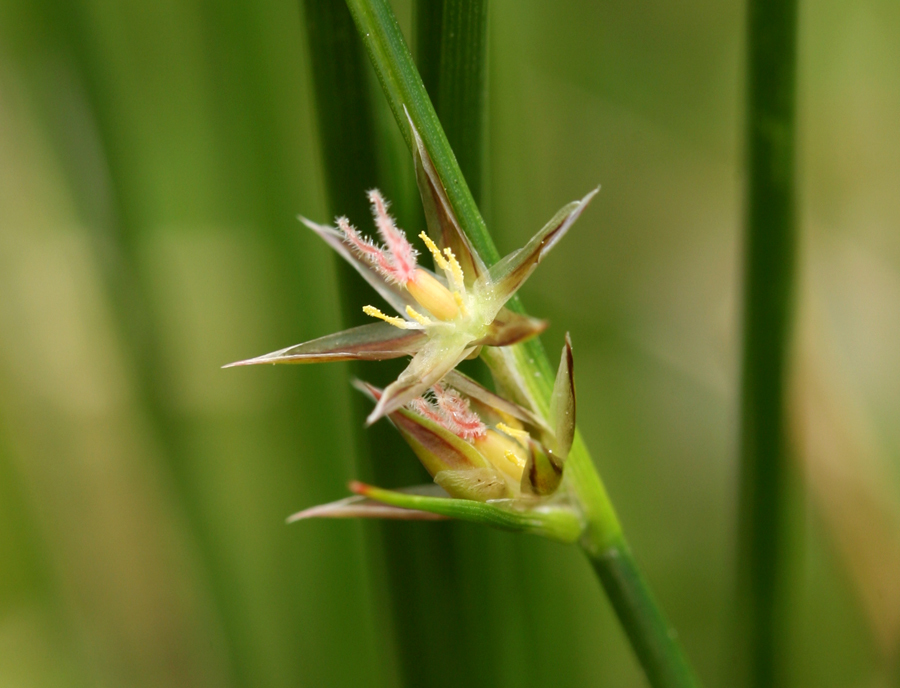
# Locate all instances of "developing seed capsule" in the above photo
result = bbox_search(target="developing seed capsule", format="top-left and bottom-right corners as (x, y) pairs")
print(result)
(406, 269), (459, 321)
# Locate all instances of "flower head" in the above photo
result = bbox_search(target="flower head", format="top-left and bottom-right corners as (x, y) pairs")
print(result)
(225, 118), (597, 426)
(359, 336), (575, 503)
(285, 337), (580, 539)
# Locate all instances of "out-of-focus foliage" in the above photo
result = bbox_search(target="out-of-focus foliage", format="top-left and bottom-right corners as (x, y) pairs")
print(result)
(0, 0), (898, 686)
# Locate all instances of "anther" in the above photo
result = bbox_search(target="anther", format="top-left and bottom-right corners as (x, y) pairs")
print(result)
(363, 305), (418, 329)
(453, 291), (468, 317)
(405, 305), (435, 328)
(496, 422), (531, 443)
(419, 232), (449, 271)
(443, 247), (466, 291)
(504, 449), (526, 468)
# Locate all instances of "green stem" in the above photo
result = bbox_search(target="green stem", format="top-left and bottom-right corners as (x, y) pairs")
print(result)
(343, 1), (701, 685)
(588, 535), (703, 688)
(345, 0), (496, 263)
(735, 0), (799, 684)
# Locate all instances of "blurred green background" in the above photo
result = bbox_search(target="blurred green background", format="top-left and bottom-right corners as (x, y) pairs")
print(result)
(1, 0), (899, 686)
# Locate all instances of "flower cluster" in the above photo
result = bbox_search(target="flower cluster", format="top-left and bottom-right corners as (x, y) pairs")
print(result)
(226, 119), (595, 539)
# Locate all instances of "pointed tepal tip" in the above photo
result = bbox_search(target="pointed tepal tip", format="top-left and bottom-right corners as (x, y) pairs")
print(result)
(348, 480), (371, 496)
(364, 395), (390, 426)
(297, 214), (325, 232)
(286, 505), (323, 523)
(351, 378), (382, 403)
(221, 356), (263, 369)
(364, 408), (382, 427)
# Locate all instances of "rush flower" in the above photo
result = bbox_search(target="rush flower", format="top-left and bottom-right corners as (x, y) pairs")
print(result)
(225, 118), (597, 425)
(286, 337), (580, 540)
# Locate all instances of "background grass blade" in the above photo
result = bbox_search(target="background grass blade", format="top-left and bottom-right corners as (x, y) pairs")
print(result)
(735, 0), (800, 685)
(300, 2), (492, 686)
(421, 0), (489, 206)
(2, 0), (896, 685)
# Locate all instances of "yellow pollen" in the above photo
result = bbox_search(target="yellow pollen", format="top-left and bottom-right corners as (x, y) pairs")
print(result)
(497, 412), (523, 430)
(496, 422), (531, 443)
(453, 291), (468, 317)
(363, 305), (414, 329)
(474, 430), (526, 482)
(504, 449), (526, 468)
(443, 247), (466, 290)
(419, 232), (449, 271)
(405, 305), (434, 327)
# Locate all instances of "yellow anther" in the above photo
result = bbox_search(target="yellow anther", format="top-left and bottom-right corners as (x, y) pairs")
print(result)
(504, 449), (526, 468)
(405, 305), (434, 327)
(419, 232), (449, 271)
(443, 247), (466, 290)
(496, 422), (531, 443)
(363, 305), (414, 329)
(496, 412), (523, 430)
(453, 291), (468, 317)
(474, 429), (527, 482)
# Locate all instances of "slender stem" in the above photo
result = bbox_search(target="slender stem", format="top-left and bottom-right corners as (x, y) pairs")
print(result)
(344, 0), (496, 263)
(587, 535), (703, 688)
(343, 1), (701, 685)
(735, 0), (799, 684)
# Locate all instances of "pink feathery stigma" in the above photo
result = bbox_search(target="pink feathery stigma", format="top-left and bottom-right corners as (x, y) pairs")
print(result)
(408, 387), (486, 442)
(336, 216), (404, 283)
(410, 397), (444, 425)
(367, 190), (418, 284)
(433, 385), (487, 441)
